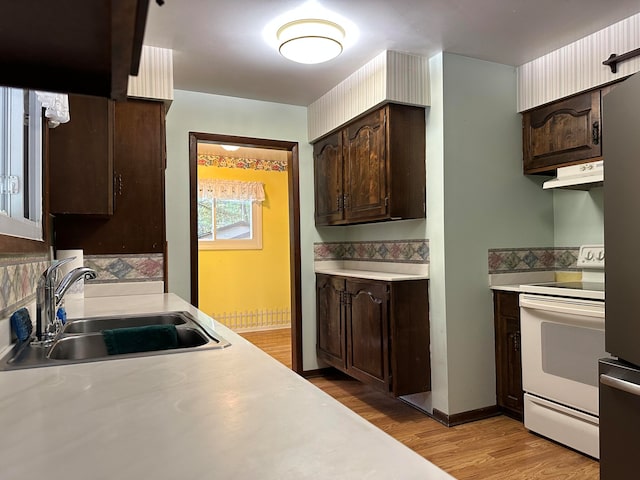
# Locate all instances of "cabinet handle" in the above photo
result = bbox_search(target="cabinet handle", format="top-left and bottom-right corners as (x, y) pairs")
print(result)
(343, 194), (350, 210)
(600, 374), (640, 397)
(113, 173), (123, 196)
(513, 332), (520, 352)
(592, 121), (600, 145)
(336, 195), (344, 212)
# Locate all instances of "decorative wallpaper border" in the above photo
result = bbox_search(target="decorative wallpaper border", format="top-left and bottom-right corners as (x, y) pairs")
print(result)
(198, 154), (287, 172)
(488, 247), (579, 274)
(0, 254), (49, 319)
(84, 254), (164, 283)
(314, 240), (429, 264)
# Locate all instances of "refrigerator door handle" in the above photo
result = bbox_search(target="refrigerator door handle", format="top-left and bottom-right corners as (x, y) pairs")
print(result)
(600, 373), (640, 397)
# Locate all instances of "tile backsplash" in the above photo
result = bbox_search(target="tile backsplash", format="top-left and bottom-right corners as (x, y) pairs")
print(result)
(488, 247), (579, 274)
(314, 239), (429, 264)
(0, 253), (164, 317)
(0, 254), (49, 319)
(84, 253), (164, 283)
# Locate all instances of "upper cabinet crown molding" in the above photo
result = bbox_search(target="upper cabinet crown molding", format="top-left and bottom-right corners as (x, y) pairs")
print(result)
(0, 0), (152, 100)
(308, 50), (430, 142)
(517, 12), (640, 112)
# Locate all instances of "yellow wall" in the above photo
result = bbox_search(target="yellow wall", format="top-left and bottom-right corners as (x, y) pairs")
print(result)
(197, 163), (291, 321)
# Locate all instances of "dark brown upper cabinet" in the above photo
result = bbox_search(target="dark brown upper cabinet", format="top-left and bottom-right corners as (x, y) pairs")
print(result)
(0, 1), (151, 100)
(49, 95), (115, 216)
(52, 97), (166, 255)
(313, 103), (426, 226)
(522, 89), (603, 174)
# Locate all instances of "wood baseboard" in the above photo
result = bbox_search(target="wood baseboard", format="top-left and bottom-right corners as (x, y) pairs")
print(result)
(432, 405), (501, 427)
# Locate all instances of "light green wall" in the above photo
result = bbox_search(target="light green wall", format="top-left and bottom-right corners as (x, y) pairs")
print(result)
(164, 57), (566, 415)
(426, 53), (447, 412)
(439, 53), (554, 414)
(553, 188), (604, 246)
(427, 54), (553, 414)
(164, 90), (321, 369)
(318, 53), (555, 415)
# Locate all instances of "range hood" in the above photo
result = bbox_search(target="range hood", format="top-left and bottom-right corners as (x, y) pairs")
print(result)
(543, 160), (604, 190)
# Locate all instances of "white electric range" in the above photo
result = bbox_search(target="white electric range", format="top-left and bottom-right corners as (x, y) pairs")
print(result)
(518, 244), (606, 458)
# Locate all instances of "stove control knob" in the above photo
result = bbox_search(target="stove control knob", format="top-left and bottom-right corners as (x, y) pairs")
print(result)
(586, 251), (594, 261)
(597, 251), (605, 261)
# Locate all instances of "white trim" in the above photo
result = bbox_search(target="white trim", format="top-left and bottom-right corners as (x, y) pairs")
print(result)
(0, 88), (43, 241)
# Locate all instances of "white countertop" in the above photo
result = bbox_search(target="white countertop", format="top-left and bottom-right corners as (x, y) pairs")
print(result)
(489, 284), (521, 292)
(0, 293), (454, 480)
(315, 260), (429, 281)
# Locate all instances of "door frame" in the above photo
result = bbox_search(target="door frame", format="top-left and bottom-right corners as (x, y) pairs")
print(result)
(188, 132), (303, 374)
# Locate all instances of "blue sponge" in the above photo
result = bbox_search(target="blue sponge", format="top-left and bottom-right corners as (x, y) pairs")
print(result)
(10, 307), (33, 342)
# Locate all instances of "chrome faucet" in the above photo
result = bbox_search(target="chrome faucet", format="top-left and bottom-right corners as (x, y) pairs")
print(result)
(33, 258), (97, 345)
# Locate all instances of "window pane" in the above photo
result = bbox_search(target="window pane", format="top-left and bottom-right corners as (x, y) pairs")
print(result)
(215, 200), (252, 240)
(197, 199), (213, 239)
(0, 87), (42, 240)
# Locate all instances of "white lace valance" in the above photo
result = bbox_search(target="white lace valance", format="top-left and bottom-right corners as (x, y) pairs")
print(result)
(35, 91), (70, 128)
(199, 179), (265, 202)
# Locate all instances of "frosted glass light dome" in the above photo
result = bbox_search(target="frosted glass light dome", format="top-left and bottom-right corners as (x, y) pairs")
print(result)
(277, 19), (345, 64)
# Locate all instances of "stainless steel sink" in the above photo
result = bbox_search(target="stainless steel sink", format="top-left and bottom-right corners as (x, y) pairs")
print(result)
(1, 311), (230, 370)
(48, 327), (209, 360)
(62, 312), (188, 334)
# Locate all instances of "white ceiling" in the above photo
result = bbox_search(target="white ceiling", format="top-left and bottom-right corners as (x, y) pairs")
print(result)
(143, 0), (640, 106)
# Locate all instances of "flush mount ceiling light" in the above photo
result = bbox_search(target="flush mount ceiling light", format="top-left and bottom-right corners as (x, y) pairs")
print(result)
(264, 2), (357, 65)
(277, 19), (345, 64)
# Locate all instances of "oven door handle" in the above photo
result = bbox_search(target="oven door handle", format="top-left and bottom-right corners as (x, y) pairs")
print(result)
(600, 374), (640, 397)
(520, 294), (604, 319)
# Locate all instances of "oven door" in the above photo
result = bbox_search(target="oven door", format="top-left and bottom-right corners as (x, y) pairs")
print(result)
(520, 293), (606, 415)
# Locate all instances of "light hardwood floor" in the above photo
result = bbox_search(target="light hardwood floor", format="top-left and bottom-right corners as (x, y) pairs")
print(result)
(239, 327), (599, 480)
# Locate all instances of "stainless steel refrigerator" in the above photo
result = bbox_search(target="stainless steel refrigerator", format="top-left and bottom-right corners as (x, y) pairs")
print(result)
(601, 71), (640, 478)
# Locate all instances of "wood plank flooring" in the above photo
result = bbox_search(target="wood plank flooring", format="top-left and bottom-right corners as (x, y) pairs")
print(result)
(239, 327), (599, 480)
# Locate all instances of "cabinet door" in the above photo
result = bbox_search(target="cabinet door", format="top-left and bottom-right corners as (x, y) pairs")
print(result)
(493, 291), (523, 419)
(316, 274), (346, 368)
(49, 94), (114, 215)
(343, 108), (388, 222)
(111, 99), (165, 252)
(54, 99), (166, 254)
(313, 132), (343, 225)
(523, 89), (602, 174)
(346, 279), (389, 390)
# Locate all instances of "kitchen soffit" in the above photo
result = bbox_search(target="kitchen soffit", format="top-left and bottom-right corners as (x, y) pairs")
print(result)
(142, 0), (640, 106)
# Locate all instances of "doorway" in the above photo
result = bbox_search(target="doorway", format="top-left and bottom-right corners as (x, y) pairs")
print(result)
(188, 132), (302, 373)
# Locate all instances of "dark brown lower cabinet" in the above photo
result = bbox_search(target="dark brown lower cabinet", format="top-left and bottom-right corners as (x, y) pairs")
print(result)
(493, 290), (524, 420)
(316, 273), (430, 396)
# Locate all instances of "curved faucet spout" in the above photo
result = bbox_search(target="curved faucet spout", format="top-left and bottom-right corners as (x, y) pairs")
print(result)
(33, 264), (97, 345)
(55, 267), (97, 304)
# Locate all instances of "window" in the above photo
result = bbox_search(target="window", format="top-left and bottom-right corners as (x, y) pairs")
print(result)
(0, 87), (43, 241)
(198, 180), (263, 250)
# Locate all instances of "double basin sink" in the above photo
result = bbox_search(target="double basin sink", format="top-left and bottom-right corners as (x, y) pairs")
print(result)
(1, 311), (231, 370)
